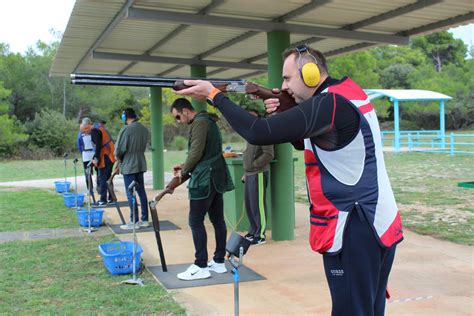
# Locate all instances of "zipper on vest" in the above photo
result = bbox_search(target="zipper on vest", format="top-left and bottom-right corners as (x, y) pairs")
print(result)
(354, 202), (365, 222)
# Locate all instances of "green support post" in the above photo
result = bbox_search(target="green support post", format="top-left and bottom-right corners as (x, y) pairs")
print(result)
(267, 31), (294, 241)
(191, 65), (207, 112)
(150, 87), (164, 189)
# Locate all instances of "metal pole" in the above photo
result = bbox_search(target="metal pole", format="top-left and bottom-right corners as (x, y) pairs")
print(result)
(150, 87), (165, 189)
(267, 31), (294, 240)
(63, 78), (66, 116)
(190, 65), (207, 112)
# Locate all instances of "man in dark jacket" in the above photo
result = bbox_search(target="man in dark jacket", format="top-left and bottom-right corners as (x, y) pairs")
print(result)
(115, 108), (149, 230)
(242, 109), (274, 245)
(171, 98), (234, 281)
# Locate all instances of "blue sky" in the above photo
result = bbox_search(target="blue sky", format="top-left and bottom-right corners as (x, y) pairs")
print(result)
(0, 0), (472, 54)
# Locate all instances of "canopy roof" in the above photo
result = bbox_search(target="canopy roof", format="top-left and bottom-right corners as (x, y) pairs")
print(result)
(50, 0), (474, 79)
(365, 89), (452, 101)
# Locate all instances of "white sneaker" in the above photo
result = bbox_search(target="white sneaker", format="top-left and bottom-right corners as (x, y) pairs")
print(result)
(138, 221), (150, 228)
(208, 260), (227, 273)
(120, 222), (140, 230)
(177, 264), (211, 281)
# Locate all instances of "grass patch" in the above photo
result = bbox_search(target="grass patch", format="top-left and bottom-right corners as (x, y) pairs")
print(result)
(0, 235), (185, 314)
(0, 188), (78, 232)
(0, 151), (188, 182)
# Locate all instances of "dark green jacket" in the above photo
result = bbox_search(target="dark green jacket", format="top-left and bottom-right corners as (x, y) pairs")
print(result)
(183, 112), (234, 200)
(114, 121), (149, 175)
(242, 143), (274, 175)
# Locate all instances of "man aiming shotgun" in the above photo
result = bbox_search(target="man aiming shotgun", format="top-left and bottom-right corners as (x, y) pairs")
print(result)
(174, 45), (404, 316)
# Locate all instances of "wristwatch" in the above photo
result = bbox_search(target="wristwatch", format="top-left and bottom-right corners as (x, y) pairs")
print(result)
(206, 87), (221, 106)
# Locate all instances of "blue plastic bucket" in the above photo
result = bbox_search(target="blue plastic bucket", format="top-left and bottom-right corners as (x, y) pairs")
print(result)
(98, 240), (143, 275)
(54, 181), (71, 193)
(76, 208), (104, 227)
(63, 193), (85, 208)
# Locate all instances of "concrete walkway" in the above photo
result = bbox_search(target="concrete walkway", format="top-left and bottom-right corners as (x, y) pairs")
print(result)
(0, 227), (110, 243)
(1, 176), (473, 315)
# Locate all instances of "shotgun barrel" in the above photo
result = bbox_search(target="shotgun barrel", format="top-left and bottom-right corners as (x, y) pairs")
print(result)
(71, 73), (296, 112)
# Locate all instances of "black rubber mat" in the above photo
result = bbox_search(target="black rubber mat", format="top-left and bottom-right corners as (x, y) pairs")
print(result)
(108, 220), (180, 234)
(97, 201), (130, 208)
(148, 262), (265, 289)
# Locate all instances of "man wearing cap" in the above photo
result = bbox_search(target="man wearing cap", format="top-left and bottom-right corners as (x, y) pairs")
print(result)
(114, 108), (150, 230)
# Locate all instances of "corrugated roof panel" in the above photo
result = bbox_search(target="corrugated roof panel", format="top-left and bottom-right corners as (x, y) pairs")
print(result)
(51, 0), (126, 76)
(79, 59), (133, 74)
(209, 33), (268, 61)
(213, 0), (313, 20)
(101, 20), (180, 53)
(152, 25), (247, 57)
(293, 0), (414, 27)
(135, 0), (211, 12)
(123, 62), (174, 75)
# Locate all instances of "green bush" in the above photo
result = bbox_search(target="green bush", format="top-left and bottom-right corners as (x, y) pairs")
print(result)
(170, 135), (187, 150)
(25, 109), (77, 156)
(0, 114), (28, 158)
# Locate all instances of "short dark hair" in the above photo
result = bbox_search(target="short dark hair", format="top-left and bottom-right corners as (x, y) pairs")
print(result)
(123, 108), (137, 119)
(170, 98), (195, 113)
(283, 45), (328, 75)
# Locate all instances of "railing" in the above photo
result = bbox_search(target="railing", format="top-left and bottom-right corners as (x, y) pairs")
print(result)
(380, 131), (474, 155)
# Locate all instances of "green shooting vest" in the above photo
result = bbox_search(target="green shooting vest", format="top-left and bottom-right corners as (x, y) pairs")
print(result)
(187, 113), (234, 200)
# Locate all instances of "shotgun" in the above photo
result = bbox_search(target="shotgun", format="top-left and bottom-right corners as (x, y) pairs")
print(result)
(148, 174), (190, 272)
(71, 73), (296, 113)
(107, 164), (126, 225)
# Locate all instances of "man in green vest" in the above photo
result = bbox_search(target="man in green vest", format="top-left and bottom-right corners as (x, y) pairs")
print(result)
(171, 98), (234, 281)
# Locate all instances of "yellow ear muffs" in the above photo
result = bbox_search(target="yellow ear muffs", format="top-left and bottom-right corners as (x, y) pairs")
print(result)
(301, 62), (320, 87)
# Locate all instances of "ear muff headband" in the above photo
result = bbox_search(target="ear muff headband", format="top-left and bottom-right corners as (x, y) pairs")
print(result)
(296, 45), (320, 87)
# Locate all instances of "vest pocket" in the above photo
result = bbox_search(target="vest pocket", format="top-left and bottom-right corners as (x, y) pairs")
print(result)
(309, 212), (339, 253)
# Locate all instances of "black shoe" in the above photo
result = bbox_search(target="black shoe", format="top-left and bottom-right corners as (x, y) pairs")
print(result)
(107, 200), (115, 205)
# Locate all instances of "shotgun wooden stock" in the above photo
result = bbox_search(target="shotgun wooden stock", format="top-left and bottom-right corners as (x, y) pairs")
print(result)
(150, 174), (190, 206)
(174, 80), (296, 113)
(148, 174), (190, 272)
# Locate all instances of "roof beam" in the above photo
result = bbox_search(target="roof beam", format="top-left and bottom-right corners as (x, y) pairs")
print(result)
(126, 8), (408, 45)
(401, 11), (474, 36)
(74, 0), (134, 73)
(92, 52), (267, 70)
(120, 0), (226, 74)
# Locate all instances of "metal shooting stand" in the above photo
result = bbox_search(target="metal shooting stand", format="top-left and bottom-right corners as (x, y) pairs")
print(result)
(121, 180), (144, 286)
(72, 158), (79, 209)
(226, 232), (251, 316)
(83, 161), (97, 234)
(86, 162), (96, 204)
(63, 153), (68, 183)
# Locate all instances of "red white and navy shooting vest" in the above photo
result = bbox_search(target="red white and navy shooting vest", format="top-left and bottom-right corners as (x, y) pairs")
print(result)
(305, 77), (403, 254)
